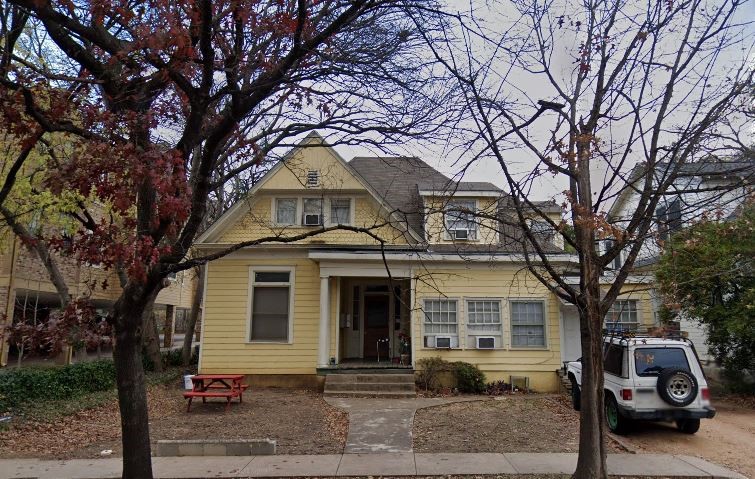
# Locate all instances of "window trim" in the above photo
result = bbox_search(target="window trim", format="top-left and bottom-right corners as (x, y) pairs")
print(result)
(421, 297), (461, 349)
(301, 197), (324, 226)
(464, 297), (504, 350)
(273, 198), (299, 226)
(326, 196), (355, 226)
(604, 299), (639, 332)
(508, 298), (549, 350)
(247, 266), (296, 344)
(443, 199), (479, 241)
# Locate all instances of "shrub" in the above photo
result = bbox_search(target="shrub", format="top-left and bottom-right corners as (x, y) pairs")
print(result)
(161, 348), (199, 368)
(451, 361), (486, 393)
(485, 380), (510, 396)
(0, 360), (116, 412)
(415, 357), (449, 391)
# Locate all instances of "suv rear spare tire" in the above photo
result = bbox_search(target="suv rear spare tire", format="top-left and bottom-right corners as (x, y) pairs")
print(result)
(657, 368), (698, 407)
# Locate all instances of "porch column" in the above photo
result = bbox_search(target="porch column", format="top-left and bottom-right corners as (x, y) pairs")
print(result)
(318, 275), (331, 368)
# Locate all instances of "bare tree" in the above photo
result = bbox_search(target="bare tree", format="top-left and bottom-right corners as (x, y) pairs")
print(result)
(0, 1), (452, 477)
(413, 1), (753, 477)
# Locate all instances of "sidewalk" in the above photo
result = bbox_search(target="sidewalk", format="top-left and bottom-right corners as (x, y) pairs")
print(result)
(0, 453), (746, 478)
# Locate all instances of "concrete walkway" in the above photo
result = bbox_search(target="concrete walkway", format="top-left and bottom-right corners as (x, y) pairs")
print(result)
(324, 396), (480, 453)
(0, 453), (746, 478)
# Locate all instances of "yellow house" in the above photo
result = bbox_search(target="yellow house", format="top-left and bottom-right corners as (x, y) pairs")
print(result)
(195, 133), (656, 392)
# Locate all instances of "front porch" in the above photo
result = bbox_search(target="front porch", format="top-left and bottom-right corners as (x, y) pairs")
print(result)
(314, 266), (413, 371)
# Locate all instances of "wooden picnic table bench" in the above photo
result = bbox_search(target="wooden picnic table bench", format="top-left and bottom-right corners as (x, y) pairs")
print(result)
(183, 374), (248, 412)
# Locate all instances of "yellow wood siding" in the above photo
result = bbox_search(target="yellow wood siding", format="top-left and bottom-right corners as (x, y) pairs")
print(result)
(263, 139), (365, 191)
(412, 265), (562, 392)
(424, 196), (499, 244)
(200, 257), (324, 375)
(217, 195), (409, 245)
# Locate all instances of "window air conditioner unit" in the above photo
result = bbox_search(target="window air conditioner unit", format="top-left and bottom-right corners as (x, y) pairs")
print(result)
(434, 336), (452, 349)
(476, 336), (495, 349)
(451, 229), (469, 240)
(304, 214), (322, 226)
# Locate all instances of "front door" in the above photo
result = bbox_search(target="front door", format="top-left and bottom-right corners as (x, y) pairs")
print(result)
(562, 309), (582, 362)
(363, 295), (390, 359)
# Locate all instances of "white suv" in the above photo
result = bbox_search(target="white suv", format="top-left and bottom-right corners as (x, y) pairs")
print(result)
(566, 335), (715, 435)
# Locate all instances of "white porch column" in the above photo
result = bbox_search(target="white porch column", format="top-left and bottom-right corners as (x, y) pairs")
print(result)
(318, 275), (331, 368)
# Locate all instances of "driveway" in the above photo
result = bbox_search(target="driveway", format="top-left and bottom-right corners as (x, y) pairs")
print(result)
(623, 398), (755, 478)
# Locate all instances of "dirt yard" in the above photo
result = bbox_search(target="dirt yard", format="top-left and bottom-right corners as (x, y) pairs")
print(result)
(622, 397), (755, 479)
(0, 384), (348, 459)
(413, 395), (623, 453)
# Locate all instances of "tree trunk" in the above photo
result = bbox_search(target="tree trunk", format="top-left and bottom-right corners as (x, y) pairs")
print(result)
(182, 266), (204, 366)
(574, 301), (607, 479)
(141, 305), (163, 373)
(112, 289), (156, 479)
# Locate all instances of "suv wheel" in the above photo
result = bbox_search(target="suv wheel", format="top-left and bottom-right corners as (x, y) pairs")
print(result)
(657, 368), (698, 407)
(570, 377), (581, 411)
(605, 394), (630, 435)
(676, 418), (701, 434)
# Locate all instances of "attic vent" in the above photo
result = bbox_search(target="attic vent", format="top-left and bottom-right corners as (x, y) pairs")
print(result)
(306, 170), (320, 188)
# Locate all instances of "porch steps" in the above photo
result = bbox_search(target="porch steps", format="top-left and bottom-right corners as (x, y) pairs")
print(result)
(557, 368), (572, 395)
(323, 373), (416, 398)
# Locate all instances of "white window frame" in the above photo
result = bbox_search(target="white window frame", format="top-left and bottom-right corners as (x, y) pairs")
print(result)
(509, 299), (548, 349)
(465, 298), (503, 349)
(274, 198), (299, 226)
(422, 298), (460, 349)
(604, 299), (639, 332)
(326, 197), (355, 226)
(444, 199), (478, 241)
(247, 266), (295, 344)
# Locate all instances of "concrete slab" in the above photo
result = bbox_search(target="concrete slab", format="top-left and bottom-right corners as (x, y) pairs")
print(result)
(607, 454), (709, 477)
(31, 459), (122, 479)
(415, 453), (517, 475)
(505, 452), (577, 474)
(152, 456), (252, 478)
(0, 459), (45, 479)
(240, 455), (341, 477)
(676, 455), (748, 479)
(336, 453), (416, 476)
(345, 409), (414, 453)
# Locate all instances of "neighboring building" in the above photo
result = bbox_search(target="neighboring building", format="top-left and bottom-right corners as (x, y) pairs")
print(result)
(606, 158), (754, 362)
(0, 233), (196, 366)
(195, 133), (656, 392)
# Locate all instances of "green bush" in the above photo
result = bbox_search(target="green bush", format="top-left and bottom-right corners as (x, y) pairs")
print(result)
(0, 360), (116, 412)
(415, 356), (449, 391)
(451, 361), (486, 393)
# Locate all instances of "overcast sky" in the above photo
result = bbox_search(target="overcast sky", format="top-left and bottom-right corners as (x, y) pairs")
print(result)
(331, 0), (755, 204)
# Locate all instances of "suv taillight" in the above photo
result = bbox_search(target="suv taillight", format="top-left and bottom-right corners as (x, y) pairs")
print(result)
(620, 389), (633, 401)
(701, 388), (710, 400)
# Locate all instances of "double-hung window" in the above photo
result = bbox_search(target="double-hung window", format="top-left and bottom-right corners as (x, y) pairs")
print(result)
(302, 198), (323, 226)
(467, 299), (502, 348)
(604, 299), (638, 332)
(445, 199), (477, 240)
(423, 299), (458, 348)
(510, 300), (546, 347)
(250, 269), (293, 342)
(330, 198), (351, 225)
(275, 198), (298, 225)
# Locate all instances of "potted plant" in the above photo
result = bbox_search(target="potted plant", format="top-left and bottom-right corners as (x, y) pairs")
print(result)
(398, 331), (411, 365)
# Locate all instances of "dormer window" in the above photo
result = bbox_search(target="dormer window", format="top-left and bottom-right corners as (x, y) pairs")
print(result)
(306, 169), (320, 188)
(445, 199), (477, 240)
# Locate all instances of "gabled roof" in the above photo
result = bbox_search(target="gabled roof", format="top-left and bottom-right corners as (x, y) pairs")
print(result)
(198, 133), (425, 244)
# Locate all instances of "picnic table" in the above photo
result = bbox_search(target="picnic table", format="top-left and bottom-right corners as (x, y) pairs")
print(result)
(183, 374), (248, 412)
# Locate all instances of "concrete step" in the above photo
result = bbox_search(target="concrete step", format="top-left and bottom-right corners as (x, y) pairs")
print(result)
(325, 382), (416, 393)
(323, 390), (416, 398)
(325, 373), (415, 384)
(323, 368), (414, 375)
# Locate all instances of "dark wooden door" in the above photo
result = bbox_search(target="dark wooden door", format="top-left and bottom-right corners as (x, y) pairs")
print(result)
(363, 295), (390, 358)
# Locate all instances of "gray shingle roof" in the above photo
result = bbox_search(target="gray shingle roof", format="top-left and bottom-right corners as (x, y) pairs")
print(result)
(349, 156), (502, 239)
